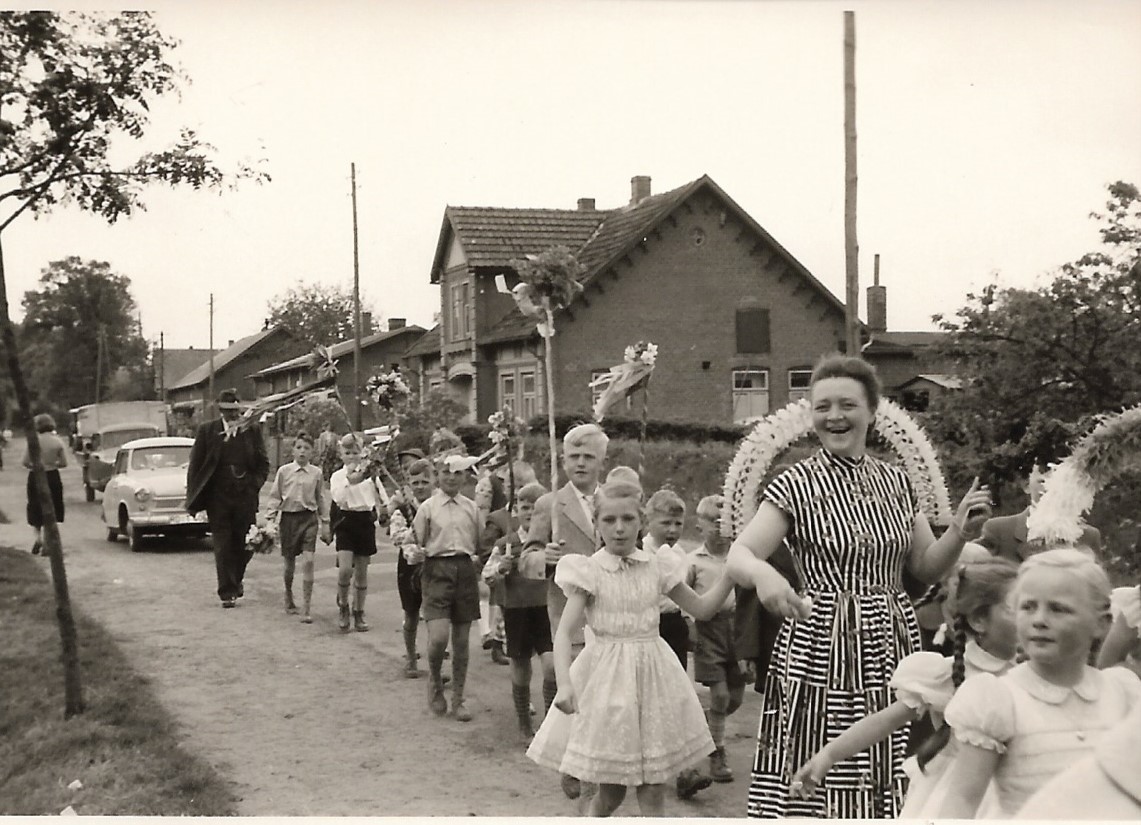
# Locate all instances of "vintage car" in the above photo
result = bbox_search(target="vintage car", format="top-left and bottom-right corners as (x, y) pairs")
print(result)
(83, 422), (165, 501)
(101, 436), (208, 552)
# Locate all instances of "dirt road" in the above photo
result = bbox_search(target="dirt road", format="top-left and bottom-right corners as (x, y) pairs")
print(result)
(0, 456), (761, 816)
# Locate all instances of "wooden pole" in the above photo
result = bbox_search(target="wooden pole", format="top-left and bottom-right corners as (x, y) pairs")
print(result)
(352, 162), (362, 432)
(543, 306), (559, 544)
(208, 293), (215, 415)
(158, 331), (165, 400)
(844, 10), (860, 356)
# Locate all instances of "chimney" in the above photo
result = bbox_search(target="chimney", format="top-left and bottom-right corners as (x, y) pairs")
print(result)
(577, 197), (596, 211)
(388, 317), (406, 331)
(228, 339), (234, 347)
(361, 311), (373, 336)
(867, 253), (887, 334)
(630, 175), (651, 205)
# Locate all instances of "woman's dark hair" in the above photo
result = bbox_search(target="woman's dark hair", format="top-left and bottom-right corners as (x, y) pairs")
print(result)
(484, 473), (508, 512)
(914, 557), (1019, 771)
(810, 353), (882, 411)
(34, 413), (56, 433)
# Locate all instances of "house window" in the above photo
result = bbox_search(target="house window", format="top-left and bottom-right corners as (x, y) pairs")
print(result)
(450, 280), (471, 341)
(732, 368), (770, 423)
(499, 372), (517, 414)
(788, 369), (813, 402)
(520, 370), (538, 419)
(735, 304), (770, 354)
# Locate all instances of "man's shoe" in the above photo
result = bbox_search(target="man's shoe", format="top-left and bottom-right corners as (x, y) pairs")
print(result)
(236, 586), (244, 599)
(285, 592), (298, 614)
(31, 540), (41, 556)
(481, 633), (493, 650)
(300, 612), (313, 624)
(338, 603), (351, 631)
(353, 611), (370, 632)
(709, 747), (734, 783)
(404, 659), (423, 679)
(676, 768), (713, 799)
(560, 774), (582, 800)
(451, 699), (473, 722)
(221, 598), (237, 609)
(428, 683), (447, 716)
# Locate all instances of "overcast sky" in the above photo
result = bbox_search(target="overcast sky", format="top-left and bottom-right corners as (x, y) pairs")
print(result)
(6, 0), (1140, 349)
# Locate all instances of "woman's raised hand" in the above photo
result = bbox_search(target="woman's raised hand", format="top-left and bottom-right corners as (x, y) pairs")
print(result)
(952, 477), (992, 541)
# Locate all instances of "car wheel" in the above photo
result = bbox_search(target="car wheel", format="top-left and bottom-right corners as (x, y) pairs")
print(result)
(125, 521), (145, 553)
(85, 484), (95, 502)
(106, 526), (118, 542)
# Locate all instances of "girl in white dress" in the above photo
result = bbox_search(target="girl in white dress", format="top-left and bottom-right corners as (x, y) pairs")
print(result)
(789, 553), (1019, 816)
(939, 548), (1141, 818)
(1097, 584), (1141, 677)
(526, 480), (736, 816)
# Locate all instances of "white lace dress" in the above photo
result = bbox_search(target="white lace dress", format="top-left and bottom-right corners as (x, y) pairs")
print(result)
(525, 547), (713, 786)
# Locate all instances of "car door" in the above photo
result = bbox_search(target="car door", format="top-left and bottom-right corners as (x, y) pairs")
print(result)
(103, 449), (129, 524)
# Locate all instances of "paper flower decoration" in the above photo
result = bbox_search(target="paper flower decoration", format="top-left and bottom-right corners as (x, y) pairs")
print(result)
(590, 341), (658, 421)
(365, 369), (411, 411)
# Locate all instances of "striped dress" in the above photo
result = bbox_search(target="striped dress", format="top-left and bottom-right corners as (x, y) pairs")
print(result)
(748, 449), (921, 818)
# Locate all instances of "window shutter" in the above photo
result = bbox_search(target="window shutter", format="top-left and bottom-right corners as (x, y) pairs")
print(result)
(736, 307), (770, 354)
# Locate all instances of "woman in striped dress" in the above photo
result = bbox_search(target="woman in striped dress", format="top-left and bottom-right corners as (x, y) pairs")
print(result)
(727, 354), (992, 818)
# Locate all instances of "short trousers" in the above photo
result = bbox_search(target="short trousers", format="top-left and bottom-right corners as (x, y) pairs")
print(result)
(693, 613), (745, 688)
(278, 510), (318, 558)
(503, 604), (553, 659)
(659, 610), (689, 669)
(332, 508), (377, 556)
(421, 554), (480, 624)
(397, 550), (422, 615)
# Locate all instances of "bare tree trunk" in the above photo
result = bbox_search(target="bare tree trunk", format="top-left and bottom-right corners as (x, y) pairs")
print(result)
(0, 234), (85, 717)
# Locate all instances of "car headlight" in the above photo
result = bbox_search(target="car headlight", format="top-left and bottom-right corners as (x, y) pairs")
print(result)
(135, 488), (152, 502)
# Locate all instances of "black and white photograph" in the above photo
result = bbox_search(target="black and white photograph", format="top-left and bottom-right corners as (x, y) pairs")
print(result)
(1, 0), (1139, 818)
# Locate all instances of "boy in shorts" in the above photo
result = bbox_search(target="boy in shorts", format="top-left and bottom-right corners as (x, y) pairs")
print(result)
(329, 433), (381, 633)
(413, 454), (482, 721)
(268, 432), (330, 623)
(389, 458), (435, 677)
(483, 481), (552, 743)
(688, 494), (745, 783)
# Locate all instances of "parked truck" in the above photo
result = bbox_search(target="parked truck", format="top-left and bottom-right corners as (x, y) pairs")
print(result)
(71, 402), (170, 501)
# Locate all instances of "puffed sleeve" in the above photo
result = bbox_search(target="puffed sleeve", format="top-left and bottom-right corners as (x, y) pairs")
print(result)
(1102, 663), (1141, 709)
(1110, 586), (1141, 632)
(761, 465), (800, 519)
(654, 544), (691, 594)
(890, 652), (954, 720)
(554, 554), (597, 597)
(944, 672), (1015, 753)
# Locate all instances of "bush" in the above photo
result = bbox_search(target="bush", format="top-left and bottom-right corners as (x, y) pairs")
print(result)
(523, 413), (746, 444)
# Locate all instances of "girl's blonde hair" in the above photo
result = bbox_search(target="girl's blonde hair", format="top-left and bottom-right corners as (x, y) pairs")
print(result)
(1011, 546), (1111, 617)
(593, 480), (644, 521)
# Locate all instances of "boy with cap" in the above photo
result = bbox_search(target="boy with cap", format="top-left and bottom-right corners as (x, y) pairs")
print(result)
(413, 453), (482, 721)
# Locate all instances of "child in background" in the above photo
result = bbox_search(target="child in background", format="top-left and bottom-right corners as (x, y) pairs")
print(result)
(688, 494), (745, 784)
(790, 552), (1019, 816)
(526, 480), (737, 816)
(939, 548), (1141, 818)
(484, 481), (553, 742)
(268, 432), (329, 623)
(329, 433), (381, 633)
(389, 458), (436, 677)
(413, 454), (482, 721)
(475, 472), (510, 666)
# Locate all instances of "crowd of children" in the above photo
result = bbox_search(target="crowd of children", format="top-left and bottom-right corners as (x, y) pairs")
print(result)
(258, 422), (1141, 819)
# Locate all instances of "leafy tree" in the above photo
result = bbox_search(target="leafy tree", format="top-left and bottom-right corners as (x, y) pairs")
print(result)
(20, 257), (150, 407)
(265, 281), (374, 347)
(0, 10), (266, 717)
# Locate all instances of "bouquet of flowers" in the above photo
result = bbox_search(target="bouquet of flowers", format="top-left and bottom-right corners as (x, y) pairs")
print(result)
(488, 406), (527, 450)
(511, 246), (586, 312)
(245, 520), (279, 555)
(365, 369), (412, 411)
(590, 340), (657, 421)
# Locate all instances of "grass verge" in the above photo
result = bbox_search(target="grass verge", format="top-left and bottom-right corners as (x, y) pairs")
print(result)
(0, 546), (239, 815)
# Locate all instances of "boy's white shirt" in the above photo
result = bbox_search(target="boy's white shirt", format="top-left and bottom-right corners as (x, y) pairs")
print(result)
(643, 534), (687, 615)
(329, 466), (382, 510)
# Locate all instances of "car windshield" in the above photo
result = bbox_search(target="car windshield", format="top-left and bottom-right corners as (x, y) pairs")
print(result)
(129, 446), (191, 471)
(100, 428), (160, 450)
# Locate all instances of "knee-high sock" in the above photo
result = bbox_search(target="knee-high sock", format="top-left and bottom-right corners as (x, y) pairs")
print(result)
(706, 707), (727, 749)
(542, 677), (558, 714)
(512, 683), (532, 727)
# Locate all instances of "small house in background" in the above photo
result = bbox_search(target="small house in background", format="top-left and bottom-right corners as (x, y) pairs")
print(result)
(894, 374), (962, 412)
(250, 317), (425, 428)
(165, 326), (306, 426)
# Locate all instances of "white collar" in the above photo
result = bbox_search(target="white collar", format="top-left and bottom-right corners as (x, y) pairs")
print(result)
(964, 640), (1011, 675)
(593, 547), (651, 571)
(1008, 662), (1102, 704)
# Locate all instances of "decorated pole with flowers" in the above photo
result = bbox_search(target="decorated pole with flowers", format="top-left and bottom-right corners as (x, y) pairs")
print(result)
(590, 340), (658, 475)
(509, 246), (586, 504)
(489, 406), (527, 511)
(364, 366), (413, 492)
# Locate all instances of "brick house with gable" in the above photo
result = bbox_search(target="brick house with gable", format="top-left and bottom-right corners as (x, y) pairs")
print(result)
(404, 174), (933, 426)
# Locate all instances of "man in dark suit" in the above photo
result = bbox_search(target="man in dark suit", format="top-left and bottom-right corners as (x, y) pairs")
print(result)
(979, 466), (1102, 563)
(186, 389), (270, 608)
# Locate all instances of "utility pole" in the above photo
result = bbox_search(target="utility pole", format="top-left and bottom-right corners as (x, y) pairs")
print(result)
(208, 294), (215, 416)
(844, 10), (860, 356)
(158, 331), (165, 400)
(94, 324), (103, 407)
(351, 162), (362, 431)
